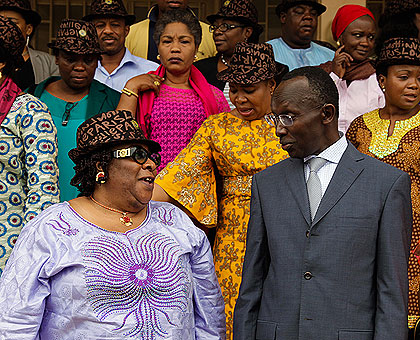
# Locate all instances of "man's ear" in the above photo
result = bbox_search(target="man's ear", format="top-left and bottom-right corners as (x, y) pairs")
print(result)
(279, 12), (287, 24)
(321, 104), (336, 124)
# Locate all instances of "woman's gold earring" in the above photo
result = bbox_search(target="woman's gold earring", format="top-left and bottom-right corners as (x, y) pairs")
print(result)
(194, 54), (198, 61)
(157, 54), (160, 60)
(0, 70), (2, 79)
(95, 171), (106, 184)
(381, 86), (385, 93)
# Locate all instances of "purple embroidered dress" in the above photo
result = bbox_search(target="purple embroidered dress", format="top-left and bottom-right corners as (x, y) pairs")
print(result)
(0, 201), (225, 339)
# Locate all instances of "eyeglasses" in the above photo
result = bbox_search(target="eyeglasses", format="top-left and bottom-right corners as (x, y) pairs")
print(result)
(113, 146), (161, 167)
(62, 102), (78, 126)
(265, 104), (328, 128)
(265, 112), (297, 127)
(209, 23), (245, 33)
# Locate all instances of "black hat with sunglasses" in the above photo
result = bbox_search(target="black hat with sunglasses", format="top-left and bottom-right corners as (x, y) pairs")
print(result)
(69, 110), (161, 163)
(207, 0), (263, 36)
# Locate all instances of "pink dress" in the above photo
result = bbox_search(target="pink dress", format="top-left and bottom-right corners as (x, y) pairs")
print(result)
(150, 84), (230, 171)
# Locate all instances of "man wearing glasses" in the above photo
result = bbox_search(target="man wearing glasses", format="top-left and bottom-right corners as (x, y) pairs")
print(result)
(125, 0), (216, 64)
(267, 0), (334, 70)
(234, 66), (411, 340)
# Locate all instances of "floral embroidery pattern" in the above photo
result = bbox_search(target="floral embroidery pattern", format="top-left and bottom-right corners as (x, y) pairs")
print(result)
(82, 232), (189, 339)
(47, 212), (79, 236)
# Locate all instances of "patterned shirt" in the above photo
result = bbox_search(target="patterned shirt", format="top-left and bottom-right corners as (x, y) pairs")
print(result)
(0, 201), (225, 339)
(0, 94), (59, 274)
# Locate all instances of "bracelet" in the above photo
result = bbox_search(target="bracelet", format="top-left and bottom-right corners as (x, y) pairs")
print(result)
(122, 87), (139, 98)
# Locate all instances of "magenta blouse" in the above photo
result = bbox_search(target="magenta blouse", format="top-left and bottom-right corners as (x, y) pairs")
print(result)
(150, 84), (230, 171)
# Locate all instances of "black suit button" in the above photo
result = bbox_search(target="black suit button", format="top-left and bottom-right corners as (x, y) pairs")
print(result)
(304, 272), (313, 280)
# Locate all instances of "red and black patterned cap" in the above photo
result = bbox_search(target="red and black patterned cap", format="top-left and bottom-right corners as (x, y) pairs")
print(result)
(0, 15), (25, 59)
(383, 0), (420, 17)
(47, 19), (103, 55)
(82, 0), (136, 26)
(207, 0), (263, 35)
(69, 110), (161, 162)
(0, 0), (41, 27)
(217, 42), (288, 84)
(275, 0), (326, 17)
(377, 37), (420, 68)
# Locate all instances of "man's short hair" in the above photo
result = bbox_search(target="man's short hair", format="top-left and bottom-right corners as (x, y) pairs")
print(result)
(280, 66), (339, 117)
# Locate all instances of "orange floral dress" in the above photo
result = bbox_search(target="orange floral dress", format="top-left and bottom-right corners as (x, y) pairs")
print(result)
(347, 108), (420, 330)
(156, 111), (288, 339)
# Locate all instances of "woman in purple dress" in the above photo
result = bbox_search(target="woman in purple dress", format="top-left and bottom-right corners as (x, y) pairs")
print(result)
(0, 110), (225, 339)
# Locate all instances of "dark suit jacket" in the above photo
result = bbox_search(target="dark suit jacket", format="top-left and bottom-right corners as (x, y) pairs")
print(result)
(233, 143), (412, 340)
(26, 76), (121, 120)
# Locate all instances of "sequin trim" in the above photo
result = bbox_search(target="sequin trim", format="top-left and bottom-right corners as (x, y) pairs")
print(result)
(364, 109), (420, 158)
(82, 232), (190, 339)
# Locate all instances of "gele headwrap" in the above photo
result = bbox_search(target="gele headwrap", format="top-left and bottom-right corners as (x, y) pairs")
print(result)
(82, 0), (136, 26)
(331, 5), (375, 41)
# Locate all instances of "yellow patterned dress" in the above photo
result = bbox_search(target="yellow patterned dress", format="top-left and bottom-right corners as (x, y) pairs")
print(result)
(346, 108), (420, 330)
(156, 112), (288, 338)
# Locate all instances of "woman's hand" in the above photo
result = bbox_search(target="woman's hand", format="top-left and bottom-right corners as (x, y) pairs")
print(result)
(331, 45), (353, 79)
(125, 74), (164, 96)
(117, 74), (164, 113)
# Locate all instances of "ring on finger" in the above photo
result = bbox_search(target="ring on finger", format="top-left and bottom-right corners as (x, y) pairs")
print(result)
(153, 80), (161, 86)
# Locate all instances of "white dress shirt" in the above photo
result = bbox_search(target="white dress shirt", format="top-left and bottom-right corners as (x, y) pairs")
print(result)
(304, 133), (348, 196)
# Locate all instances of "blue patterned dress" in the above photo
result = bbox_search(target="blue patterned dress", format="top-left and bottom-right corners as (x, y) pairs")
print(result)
(0, 201), (226, 339)
(0, 94), (59, 274)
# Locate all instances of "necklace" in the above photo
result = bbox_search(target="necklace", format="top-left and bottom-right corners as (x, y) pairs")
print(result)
(221, 54), (229, 66)
(90, 195), (133, 227)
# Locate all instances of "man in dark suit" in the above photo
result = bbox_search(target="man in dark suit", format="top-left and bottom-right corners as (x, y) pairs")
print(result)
(233, 66), (412, 340)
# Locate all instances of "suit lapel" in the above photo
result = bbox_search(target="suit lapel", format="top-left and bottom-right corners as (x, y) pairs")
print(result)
(284, 158), (311, 226)
(312, 144), (365, 226)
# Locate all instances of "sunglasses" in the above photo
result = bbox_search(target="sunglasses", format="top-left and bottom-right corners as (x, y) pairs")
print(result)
(113, 146), (161, 167)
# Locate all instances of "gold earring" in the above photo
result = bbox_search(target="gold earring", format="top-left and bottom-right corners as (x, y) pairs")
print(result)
(194, 54), (198, 61)
(381, 86), (385, 93)
(95, 171), (106, 184)
(0, 70), (2, 79)
(157, 54), (160, 60)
